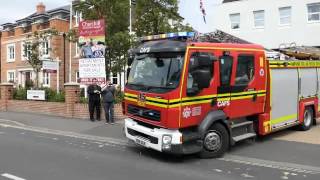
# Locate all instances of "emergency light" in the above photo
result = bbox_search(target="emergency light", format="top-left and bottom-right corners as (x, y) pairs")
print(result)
(138, 32), (195, 42)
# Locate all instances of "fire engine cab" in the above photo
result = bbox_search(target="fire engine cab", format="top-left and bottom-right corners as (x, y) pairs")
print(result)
(124, 32), (319, 158)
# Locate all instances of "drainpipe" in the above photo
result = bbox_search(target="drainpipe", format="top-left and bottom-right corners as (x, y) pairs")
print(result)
(63, 33), (66, 83)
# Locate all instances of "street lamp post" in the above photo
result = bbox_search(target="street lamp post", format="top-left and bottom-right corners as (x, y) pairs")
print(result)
(129, 0), (132, 34)
(69, 0), (73, 83)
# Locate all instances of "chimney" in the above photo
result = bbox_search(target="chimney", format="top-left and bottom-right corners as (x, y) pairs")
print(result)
(36, 2), (46, 14)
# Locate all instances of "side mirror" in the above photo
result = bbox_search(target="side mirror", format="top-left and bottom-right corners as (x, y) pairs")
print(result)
(192, 69), (211, 89)
(127, 49), (134, 66)
(126, 67), (131, 80)
(127, 56), (134, 66)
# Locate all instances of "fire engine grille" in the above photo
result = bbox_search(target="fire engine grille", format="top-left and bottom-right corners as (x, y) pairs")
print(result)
(127, 105), (161, 121)
(127, 128), (158, 144)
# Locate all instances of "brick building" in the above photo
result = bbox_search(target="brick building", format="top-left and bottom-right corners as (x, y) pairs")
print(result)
(1, 3), (75, 90)
(0, 2), (124, 92)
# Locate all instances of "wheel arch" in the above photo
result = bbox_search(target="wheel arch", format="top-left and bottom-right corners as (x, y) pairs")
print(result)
(198, 110), (230, 139)
(299, 99), (317, 125)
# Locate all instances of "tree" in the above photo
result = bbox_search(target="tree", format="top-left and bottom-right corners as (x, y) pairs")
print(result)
(75, 0), (129, 37)
(107, 31), (132, 88)
(75, 0), (193, 80)
(133, 0), (193, 36)
(75, 0), (131, 78)
(24, 29), (58, 88)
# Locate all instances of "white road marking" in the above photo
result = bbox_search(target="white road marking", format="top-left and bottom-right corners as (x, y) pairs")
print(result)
(219, 155), (320, 175)
(0, 119), (26, 127)
(1, 173), (26, 180)
(0, 122), (128, 147)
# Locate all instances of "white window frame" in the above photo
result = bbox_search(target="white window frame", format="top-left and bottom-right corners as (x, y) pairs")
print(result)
(229, 13), (240, 30)
(42, 72), (50, 87)
(253, 10), (265, 28)
(112, 73), (118, 85)
(74, 11), (83, 27)
(75, 42), (79, 57)
(7, 44), (15, 62)
(307, 3), (320, 23)
(41, 40), (50, 56)
(279, 6), (292, 26)
(76, 71), (80, 83)
(7, 70), (16, 83)
(21, 42), (32, 61)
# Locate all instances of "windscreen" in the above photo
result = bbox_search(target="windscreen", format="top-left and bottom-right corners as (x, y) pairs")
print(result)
(127, 52), (185, 93)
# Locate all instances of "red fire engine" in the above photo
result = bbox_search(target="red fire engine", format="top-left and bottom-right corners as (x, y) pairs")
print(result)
(123, 32), (319, 158)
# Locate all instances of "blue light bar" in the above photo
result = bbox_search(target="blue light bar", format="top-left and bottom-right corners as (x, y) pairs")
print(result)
(139, 32), (195, 41)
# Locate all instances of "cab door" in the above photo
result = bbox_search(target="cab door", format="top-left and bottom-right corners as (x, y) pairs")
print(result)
(227, 52), (266, 118)
(179, 49), (218, 128)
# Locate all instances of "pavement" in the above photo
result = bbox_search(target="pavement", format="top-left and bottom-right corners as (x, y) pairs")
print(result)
(0, 111), (319, 180)
(0, 111), (125, 140)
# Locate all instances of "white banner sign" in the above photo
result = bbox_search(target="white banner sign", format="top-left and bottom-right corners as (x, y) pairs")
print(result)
(43, 61), (59, 73)
(27, 90), (46, 101)
(79, 58), (106, 84)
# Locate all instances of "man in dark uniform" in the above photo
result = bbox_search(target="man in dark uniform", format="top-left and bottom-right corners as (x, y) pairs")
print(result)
(101, 80), (116, 124)
(87, 78), (101, 121)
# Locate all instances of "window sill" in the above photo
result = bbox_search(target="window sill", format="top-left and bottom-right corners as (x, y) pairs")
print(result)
(231, 28), (241, 32)
(307, 20), (320, 24)
(253, 27), (265, 30)
(278, 24), (291, 29)
(7, 60), (15, 63)
(278, 23), (291, 27)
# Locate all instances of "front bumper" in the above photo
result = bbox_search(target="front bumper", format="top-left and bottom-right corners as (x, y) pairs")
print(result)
(124, 118), (183, 153)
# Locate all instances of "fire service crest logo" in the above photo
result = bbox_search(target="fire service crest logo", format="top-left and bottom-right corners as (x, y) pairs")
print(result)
(137, 93), (146, 107)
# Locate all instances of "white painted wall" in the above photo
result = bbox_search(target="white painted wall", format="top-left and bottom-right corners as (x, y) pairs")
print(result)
(211, 0), (320, 49)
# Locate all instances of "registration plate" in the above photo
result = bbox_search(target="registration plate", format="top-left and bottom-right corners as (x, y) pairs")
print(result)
(135, 138), (147, 147)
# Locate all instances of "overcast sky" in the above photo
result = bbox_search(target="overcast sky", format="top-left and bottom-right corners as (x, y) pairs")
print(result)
(0, 0), (222, 33)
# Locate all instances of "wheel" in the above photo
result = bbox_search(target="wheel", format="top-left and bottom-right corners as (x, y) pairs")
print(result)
(300, 107), (313, 131)
(199, 123), (229, 159)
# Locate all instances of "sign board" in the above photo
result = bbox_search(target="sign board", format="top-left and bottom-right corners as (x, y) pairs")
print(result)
(78, 19), (106, 58)
(79, 77), (106, 85)
(78, 19), (106, 85)
(79, 58), (106, 85)
(43, 61), (58, 73)
(27, 90), (45, 101)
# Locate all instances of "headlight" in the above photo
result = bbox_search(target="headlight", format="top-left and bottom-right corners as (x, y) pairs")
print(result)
(162, 135), (172, 145)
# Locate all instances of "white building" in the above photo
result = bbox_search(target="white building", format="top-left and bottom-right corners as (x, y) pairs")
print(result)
(212, 0), (320, 49)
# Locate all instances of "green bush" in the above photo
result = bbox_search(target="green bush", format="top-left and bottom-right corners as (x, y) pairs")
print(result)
(115, 88), (124, 104)
(13, 88), (27, 100)
(13, 87), (65, 102)
(80, 97), (88, 104)
(42, 88), (65, 102)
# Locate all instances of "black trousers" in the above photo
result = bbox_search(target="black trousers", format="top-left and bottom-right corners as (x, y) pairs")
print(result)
(89, 100), (101, 120)
(103, 102), (114, 123)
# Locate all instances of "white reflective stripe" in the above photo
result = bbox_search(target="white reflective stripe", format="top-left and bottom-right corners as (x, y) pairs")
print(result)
(1, 173), (26, 180)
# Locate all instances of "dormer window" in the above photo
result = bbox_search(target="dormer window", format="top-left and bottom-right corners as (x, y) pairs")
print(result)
(35, 18), (45, 24)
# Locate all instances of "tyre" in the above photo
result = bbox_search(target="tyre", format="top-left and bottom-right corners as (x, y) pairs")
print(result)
(199, 123), (229, 159)
(300, 107), (313, 131)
